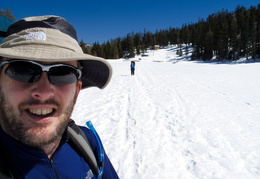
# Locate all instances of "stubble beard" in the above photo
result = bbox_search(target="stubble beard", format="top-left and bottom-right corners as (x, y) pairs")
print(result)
(0, 89), (76, 149)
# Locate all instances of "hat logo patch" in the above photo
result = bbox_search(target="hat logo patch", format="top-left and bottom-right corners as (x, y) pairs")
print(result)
(23, 31), (47, 41)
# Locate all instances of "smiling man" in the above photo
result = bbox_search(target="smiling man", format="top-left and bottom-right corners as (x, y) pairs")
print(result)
(0, 15), (118, 179)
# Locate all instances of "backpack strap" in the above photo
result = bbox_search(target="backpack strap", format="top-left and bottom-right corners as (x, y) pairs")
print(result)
(67, 120), (100, 177)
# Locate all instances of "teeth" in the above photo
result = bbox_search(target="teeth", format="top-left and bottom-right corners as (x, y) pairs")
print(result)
(28, 108), (53, 115)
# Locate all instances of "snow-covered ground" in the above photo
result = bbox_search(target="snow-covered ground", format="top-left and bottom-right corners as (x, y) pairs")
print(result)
(72, 47), (260, 179)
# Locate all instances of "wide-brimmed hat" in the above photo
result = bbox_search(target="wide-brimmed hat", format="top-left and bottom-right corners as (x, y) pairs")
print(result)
(0, 15), (112, 89)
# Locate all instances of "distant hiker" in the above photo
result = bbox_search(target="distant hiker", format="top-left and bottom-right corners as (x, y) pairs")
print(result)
(0, 15), (119, 178)
(130, 61), (135, 75)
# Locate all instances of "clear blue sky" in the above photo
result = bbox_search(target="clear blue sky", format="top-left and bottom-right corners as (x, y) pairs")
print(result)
(1, 0), (259, 44)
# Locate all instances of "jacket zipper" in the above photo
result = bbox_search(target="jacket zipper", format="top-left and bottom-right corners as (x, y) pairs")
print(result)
(50, 159), (60, 179)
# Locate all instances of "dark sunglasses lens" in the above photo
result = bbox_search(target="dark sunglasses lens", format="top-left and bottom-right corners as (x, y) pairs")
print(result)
(5, 62), (41, 83)
(49, 66), (79, 85)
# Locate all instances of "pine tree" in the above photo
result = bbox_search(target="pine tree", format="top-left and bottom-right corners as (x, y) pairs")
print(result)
(110, 40), (119, 59)
(0, 8), (15, 20)
(229, 15), (239, 60)
(92, 42), (104, 58)
(203, 30), (214, 60)
(256, 4), (260, 58)
(216, 9), (229, 60)
(249, 6), (257, 60)
(79, 40), (91, 54)
(127, 35), (135, 58)
(116, 37), (123, 58)
(134, 33), (141, 55)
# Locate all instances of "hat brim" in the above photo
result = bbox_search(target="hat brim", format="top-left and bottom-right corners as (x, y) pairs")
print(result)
(0, 45), (112, 89)
(80, 60), (112, 89)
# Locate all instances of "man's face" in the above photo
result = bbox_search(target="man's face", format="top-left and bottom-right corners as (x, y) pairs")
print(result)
(0, 60), (82, 149)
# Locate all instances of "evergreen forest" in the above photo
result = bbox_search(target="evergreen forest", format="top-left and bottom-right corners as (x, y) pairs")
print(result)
(80, 4), (260, 61)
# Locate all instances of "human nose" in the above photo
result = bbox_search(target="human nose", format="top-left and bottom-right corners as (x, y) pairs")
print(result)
(31, 72), (55, 100)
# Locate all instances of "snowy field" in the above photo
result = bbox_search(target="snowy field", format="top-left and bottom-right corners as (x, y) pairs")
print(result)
(72, 47), (260, 179)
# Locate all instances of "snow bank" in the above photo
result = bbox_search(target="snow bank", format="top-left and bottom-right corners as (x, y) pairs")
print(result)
(72, 47), (260, 179)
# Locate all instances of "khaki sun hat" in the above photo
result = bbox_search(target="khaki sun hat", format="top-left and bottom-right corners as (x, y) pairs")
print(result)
(0, 15), (112, 89)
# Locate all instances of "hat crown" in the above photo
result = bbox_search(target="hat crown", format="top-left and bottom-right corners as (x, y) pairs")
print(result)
(7, 15), (78, 41)
(0, 15), (112, 89)
(0, 15), (83, 56)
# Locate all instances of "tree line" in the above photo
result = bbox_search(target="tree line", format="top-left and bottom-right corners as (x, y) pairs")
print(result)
(0, 8), (16, 20)
(80, 4), (260, 61)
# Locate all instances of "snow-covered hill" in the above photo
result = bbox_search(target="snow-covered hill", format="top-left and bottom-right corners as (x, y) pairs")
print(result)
(72, 46), (260, 179)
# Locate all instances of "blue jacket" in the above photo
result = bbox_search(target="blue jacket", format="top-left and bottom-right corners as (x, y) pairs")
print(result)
(0, 126), (119, 179)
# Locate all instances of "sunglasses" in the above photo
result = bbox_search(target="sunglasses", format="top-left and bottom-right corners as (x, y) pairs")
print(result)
(0, 60), (82, 85)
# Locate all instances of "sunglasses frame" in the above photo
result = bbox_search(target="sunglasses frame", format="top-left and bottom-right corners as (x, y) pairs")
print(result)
(0, 59), (82, 85)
